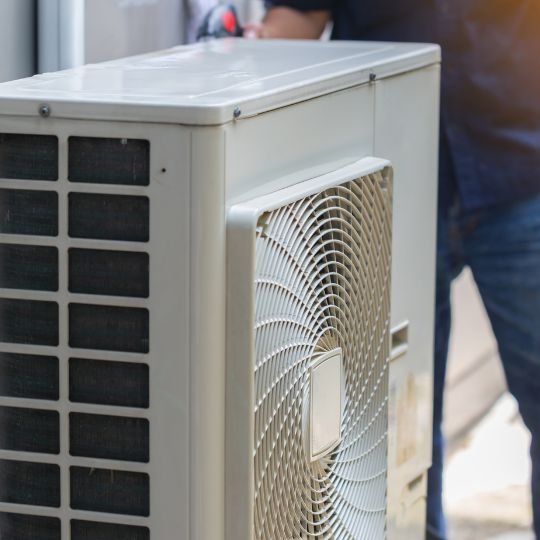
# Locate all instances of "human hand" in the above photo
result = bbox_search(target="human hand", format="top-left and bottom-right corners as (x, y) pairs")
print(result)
(243, 22), (266, 39)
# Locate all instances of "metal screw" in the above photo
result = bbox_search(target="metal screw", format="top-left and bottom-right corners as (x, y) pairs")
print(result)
(369, 72), (377, 82)
(39, 104), (50, 118)
(233, 107), (242, 119)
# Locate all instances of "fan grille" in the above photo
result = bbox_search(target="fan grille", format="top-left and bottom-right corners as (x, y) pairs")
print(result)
(253, 172), (391, 539)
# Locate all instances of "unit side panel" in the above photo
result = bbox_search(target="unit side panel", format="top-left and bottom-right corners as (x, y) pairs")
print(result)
(225, 85), (375, 204)
(190, 126), (227, 540)
(0, 117), (191, 540)
(374, 65), (440, 537)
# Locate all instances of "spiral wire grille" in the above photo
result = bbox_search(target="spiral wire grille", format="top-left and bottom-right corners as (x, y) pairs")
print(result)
(253, 172), (392, 539)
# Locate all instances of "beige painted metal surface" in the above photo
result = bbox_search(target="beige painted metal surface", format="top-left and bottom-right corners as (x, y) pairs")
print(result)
(376, 65), (441, 538)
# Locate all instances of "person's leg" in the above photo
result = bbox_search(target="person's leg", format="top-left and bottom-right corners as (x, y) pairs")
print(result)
(466, 194), (540, 538)
(426, 207), (465, 540)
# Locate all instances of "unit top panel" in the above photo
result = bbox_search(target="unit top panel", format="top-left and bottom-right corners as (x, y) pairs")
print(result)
(0, 39), (440, 125)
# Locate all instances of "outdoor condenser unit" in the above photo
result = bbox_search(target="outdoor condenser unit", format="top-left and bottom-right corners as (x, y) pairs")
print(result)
(0, 40), (440, 539)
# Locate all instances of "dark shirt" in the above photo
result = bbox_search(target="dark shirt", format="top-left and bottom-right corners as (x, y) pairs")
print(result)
(265, 0), (540, 211)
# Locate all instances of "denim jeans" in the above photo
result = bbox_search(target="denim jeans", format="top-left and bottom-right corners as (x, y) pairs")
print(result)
(426, 193), (540, 540)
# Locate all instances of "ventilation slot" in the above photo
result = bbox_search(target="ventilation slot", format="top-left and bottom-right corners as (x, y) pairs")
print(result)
(0, 352), (59, 400)
(0, 129), (152, 535)
(0, 459), (60, 507)
(0, 406), (59, 454)
(0, 188), (58, 236)
(69, 358), (148, 408)
(70, 466), (150, 516)
(391, 321), (409, 360)
(70, 413), (149, 462)
(71, 520), (150, 540)
(0, 511), (61, 540)
(69, 248), (149, 298)
(0, 299), (59, 346)
(0, 244), (58, 291)
(69, 137), (150, 186)
(0, 133), (58, 181)
(68, 193), (149, 242)
(69, 303), (149, 353)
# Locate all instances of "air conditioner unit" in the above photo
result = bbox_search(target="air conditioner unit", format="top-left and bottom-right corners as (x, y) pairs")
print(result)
(0, 39), (440, 540)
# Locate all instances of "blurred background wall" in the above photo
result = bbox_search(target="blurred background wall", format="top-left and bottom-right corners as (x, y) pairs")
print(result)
(37, 0), (186, 72)
(0, 0), (35, 83)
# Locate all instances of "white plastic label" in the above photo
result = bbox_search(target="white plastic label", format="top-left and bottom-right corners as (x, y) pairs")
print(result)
(310, 348), (343, 461)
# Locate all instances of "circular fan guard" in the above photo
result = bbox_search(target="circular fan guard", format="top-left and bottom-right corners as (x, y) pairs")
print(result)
(252, 172), (392, 539)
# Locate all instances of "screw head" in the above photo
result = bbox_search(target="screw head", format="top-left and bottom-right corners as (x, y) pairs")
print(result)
(233, 107), (242, 119)
(39, 104), (50, 118)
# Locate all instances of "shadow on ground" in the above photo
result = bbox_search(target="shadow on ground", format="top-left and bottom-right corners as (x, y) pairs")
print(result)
(449, 519), (533, 540)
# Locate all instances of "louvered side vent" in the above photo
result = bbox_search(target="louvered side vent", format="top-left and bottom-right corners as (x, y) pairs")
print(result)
(0, 134), (150, 540)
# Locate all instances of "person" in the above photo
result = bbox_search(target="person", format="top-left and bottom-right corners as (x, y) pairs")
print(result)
(246, 3), (540, 539)
(184, 0), (218, 42)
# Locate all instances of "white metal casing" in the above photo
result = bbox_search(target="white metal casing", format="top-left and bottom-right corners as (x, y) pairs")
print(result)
(0, 39), (440, 539)
(5, 40), (437, 125)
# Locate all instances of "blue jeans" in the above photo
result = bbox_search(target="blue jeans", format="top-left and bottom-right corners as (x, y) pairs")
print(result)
(426, 193), (540, 540)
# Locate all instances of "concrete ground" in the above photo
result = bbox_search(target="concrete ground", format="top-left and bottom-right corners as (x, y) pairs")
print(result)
(442, 269), (534, 539)
(445, 394), (534, 540)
